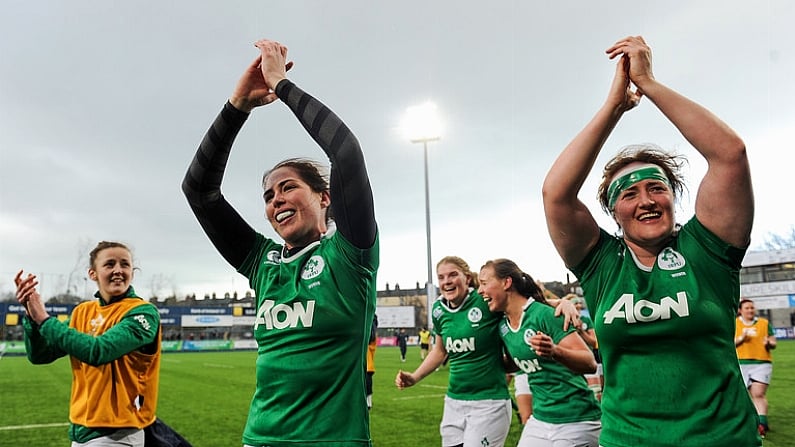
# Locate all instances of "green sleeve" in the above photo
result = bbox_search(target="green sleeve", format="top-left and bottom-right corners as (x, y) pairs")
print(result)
(23, 316), (67, 364)
(39, 305), (160, 366)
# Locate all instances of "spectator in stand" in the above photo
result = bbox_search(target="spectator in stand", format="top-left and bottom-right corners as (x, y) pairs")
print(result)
(735, 299), (777, 438)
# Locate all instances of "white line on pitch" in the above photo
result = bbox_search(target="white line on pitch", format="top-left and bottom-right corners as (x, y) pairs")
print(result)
(0, 422), (69, 431)
(419, 384), (448, 390)
(203, 363), (235, 368)
(392, 394), (446, 401)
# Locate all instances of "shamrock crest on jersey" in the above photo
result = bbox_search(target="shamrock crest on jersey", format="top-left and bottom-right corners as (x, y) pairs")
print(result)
(265, 250), (281, 265)
(301, 255), (326, 280)
(523, 328), (537, 347)
(657, 247), (686, 270)
(468, 307), (482, 324)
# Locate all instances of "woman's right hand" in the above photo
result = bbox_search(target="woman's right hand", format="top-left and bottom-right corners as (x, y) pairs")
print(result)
(605, 53), (643, 113)
(229, 40), (293, 113)
(14, 270), (50, 325)
(395, 370), (417, 389)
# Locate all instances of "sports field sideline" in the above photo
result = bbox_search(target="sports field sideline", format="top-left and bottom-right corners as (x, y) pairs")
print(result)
(2, 343), (793, 446)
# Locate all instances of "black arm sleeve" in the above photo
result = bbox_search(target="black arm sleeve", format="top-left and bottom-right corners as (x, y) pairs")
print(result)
(275, 80), (377, 249)
(181, 102), (258, 269)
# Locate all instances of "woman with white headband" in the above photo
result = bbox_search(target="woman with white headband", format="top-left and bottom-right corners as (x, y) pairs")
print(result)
(542, 36), (759, 447)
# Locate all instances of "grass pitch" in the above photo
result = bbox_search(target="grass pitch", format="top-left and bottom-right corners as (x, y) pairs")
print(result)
(1, 342), (794, 446)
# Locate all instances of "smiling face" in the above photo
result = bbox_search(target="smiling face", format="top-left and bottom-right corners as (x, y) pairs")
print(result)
(263, 166), (330, 249)
(739, 300), (756, 321)
(436, 261), (472, 306)
(88, 246), (133, 302)
(477, 265), (508, 313)
(611, 162), (676, 252)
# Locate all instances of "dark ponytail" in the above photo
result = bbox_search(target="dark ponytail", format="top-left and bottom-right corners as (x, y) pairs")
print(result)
(481, 258), (548, 305)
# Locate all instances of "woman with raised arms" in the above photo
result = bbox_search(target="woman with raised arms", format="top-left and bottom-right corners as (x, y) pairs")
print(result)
(542, 36), (758, 446)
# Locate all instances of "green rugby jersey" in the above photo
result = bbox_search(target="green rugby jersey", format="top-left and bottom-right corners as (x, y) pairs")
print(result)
(238, 228), (378, 446)
(499, 301), (601, 424)
(572, 218), (760, 447)
(432, 289), (509, 401)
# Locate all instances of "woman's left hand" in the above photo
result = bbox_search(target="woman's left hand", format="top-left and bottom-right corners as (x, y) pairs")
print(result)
(254, 39), (293, 91)
(530, 332), (556, 357)
(554, 299), (582, 331)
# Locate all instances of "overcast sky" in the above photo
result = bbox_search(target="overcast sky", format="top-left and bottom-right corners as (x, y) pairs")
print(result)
(1, 1), (793, 300)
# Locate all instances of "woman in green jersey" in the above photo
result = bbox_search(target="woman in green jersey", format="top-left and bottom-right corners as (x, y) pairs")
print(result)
(183, 39), (378, 446)
(542, 36), (758, 446)
(479, 259), (601, 447)
(15, 241), (162, 447)
(395, 256), (512, 447)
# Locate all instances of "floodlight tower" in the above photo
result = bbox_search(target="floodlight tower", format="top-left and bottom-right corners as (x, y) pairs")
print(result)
(402, 101), (443, 332)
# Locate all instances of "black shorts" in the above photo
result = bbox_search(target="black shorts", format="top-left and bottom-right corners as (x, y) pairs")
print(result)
(420, 343), (430, 350)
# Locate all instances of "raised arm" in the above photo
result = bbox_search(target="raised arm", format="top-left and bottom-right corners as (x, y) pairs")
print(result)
(270, 86), (375, 249)
(274, 81), (376, 249)
(182, 100), (258, 269)
(249, 39), (376, 250)
(181, 49), (292, 269)
(609, 36), (753, 248)
(542, 55), (641, 267)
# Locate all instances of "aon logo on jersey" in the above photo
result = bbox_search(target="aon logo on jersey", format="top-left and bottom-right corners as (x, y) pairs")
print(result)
(603, 291), (689, 324)
(446, 337), (475, 353)
(254, 300), (316, 330)
(514, 357), (542, 374)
